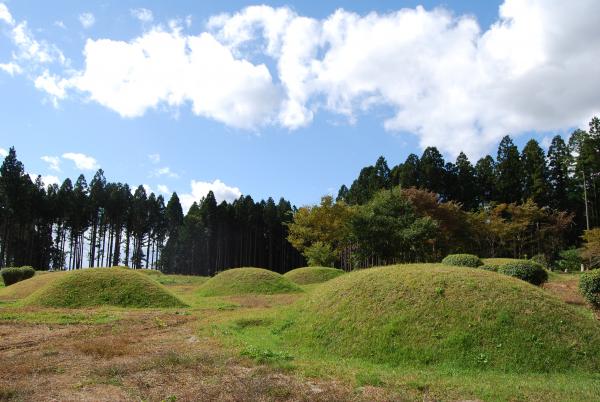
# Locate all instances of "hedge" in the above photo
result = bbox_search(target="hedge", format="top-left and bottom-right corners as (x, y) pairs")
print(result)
(1, 266), (36, 286)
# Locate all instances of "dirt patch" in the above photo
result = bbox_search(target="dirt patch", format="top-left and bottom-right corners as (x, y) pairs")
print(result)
(0, 310), (408, 401)
(543, 278), (586, 306)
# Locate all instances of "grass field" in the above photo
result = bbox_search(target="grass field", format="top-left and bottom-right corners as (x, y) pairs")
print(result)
(0, 265), (598, 401)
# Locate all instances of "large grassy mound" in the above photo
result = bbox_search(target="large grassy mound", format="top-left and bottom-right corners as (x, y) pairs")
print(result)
(283, 267), (345, 285)
(24, 268), (187, 308)
(198, 267), (302, 296)
(0, 271), (66, 301)
(289, 264), (600, 373)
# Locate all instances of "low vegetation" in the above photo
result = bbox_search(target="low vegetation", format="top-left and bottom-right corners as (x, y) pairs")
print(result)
(496, 260), (548, 286)
(23, 268), (187, 308)
(579, 270), (600, 307)
(283, 267), (344, 285)
(285, 264), (600, 372)
(441, 254), (483, 267)
(198, 268), (302, 296)
(1, 266), (35, 286)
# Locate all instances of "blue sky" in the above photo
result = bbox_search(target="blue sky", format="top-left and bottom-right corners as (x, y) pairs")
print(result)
(0, 1), (597, 210)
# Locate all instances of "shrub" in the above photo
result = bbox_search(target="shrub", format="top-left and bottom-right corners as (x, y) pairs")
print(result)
(304, 241), (337, 267)
(497, 261), (548, 285)
(530, 254), (549, 269)
(579, 270), (600, 307)
(0, 266), (35, 286)
(557, 249), (582, 272)
(441, 254), (483, 268)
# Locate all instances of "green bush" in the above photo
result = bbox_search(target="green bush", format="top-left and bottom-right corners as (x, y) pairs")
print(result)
(1, 266), (35, 286)
(479, 264), (497, 272)
(530, 254), (549, 269)
(497, 261), (548, 286)
(442, 254), (483, 268)
(579, 270), (600, 307)
(557, 249), (582, 272)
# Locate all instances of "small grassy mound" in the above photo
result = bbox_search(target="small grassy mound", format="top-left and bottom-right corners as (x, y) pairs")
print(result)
(283, 267), (344, 285)
(442, 254), (483, 267)
(288, 264), (600, 373)
(198, 268), (302, 296)
(482, 258), (525, 267)
(0, 271), (66, 301)
(24, 268), (187, 308)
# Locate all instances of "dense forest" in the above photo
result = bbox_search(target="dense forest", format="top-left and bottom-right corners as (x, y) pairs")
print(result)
(0, 149), (304, 274)
(0, 117), (598, 273)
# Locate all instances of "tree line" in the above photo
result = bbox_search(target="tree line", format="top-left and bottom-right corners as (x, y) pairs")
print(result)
(289, 117), (600, 269)
(0, 148), (304, 273)
(337, 117), (600, 235)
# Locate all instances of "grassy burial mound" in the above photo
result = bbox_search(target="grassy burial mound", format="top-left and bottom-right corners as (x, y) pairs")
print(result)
(290, 264), (600, 373)
(24, 268), (187, 308)
(198, 267), (303, 296)
(283, 267), (345, 285)
(0, 271), (67, 301)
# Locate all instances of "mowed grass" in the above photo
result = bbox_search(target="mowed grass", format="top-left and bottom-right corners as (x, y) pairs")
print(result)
(23, 268), (187, 308)
(0, 271), (67, 301)
(198, 267), (303, 297)
(482, 258), (526, 266)
(1, 263), (600, 401)
(284, 264), (600, 373)
(283, 266), (345, 284)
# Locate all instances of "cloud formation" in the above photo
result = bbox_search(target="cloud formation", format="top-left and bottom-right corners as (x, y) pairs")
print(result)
(180, 179), (242, 212)
(41, 155), (61, 171)
(79, 13), (95, 29)
(62, 152), (99, 171)
(3, 1), (600, 156)
(131, 8), (153, 23)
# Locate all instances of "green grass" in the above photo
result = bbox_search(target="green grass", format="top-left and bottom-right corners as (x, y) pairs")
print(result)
(198, 267), (303, 297)
(283, 266), (345, 285)
(0, 271), (67, 301)
(482, 258), (526, 266)
(283, 264), (600, 373)
(23, 268), (188, 308)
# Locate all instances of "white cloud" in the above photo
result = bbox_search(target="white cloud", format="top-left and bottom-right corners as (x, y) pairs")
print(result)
(11, 21), (66, 65)
(65, 28), (280, 128)
(0, 3), (14, 25)
(54, 20), (66, 29)
(157, 184), (170, 194)
(62, 152), (99, 171)
(41, 155), (61, 171)
(7, 1), (600, 157)
(152, 166), (179, 178)
(79, 13), (95, 29)
(131, 8), (153, 23)
(0, 62), (21, 76)
(142, 184), (153, 194)
(148, 153), (160, 164)
(180, 179), (242, 212)
(29, 173), (60, 187)
(0, 148), (7, 157)
(207, 2), (600, 157)
(34, 70), (68, 106)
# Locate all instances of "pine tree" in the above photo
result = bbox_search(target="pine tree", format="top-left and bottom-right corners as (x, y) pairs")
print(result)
(521, 139), (550, 206)
(547, 135), (573, 211)
(454, 152), (477, 210)
(474, 155), (496, 205)
(496, 135), (523, 203)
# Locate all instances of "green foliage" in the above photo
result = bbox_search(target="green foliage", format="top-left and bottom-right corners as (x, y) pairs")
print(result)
(283, 267), (344, 285)
(479, 264), (498, 272)
(441, 254), (482, 268)
(240, 345), (293, 364)
(304, 241), (337, 267)
(287, 264), (600, 372)
(0, 266), (35, 286)
(351, 187), (437, 264)
(530, 254), (549, 269)
(579, 270), (600, 307)
(198, 268), (302, 296)
(24, 268), (187, 308)
(497, 261), (548, 285)
(557, 249), (582, 272)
